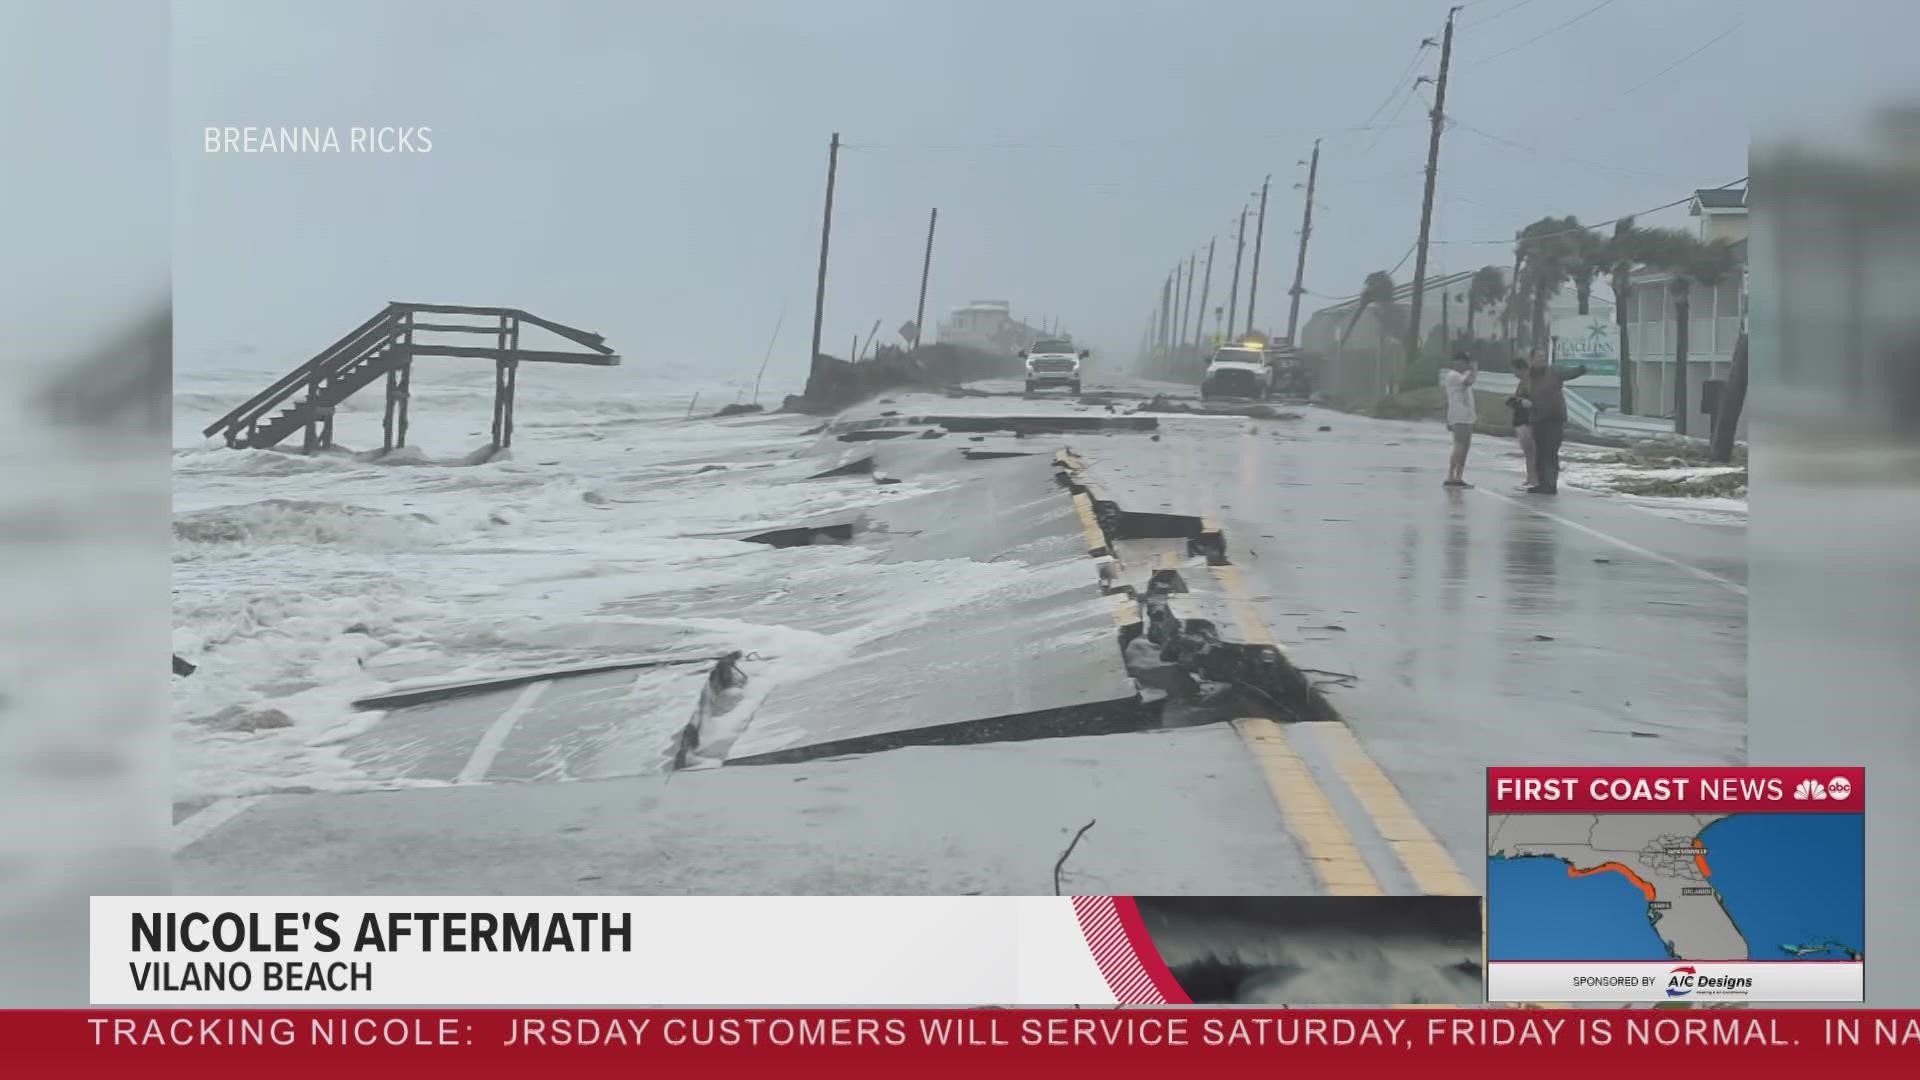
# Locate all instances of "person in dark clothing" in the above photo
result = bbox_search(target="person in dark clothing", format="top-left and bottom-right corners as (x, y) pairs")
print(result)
(1517, 348), (1586, 494)
(1506, 356), (1537, 490)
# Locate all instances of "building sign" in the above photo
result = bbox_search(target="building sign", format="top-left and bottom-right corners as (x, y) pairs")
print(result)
(1551, 315), (1619, 376)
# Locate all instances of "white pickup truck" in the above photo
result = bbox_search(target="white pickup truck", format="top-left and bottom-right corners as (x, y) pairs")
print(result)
(1020, 339), (1088, 395)
(1200, 344), (1273, 400)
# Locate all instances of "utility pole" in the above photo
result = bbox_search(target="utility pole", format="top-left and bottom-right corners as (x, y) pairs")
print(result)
(1179, 250), (1197, 362)
(806, 132), (841, 396)
(912, 207), (937, 350)
(1171, 261), (1184, 356)
(1192, 237), (1216, 360)
(1159, 274), (1172, 358)
(1246, 176), (1271, 336)
(1226, 206), (1248, 343)
(1285, 139), (1321, 344)
(1405, 8), (1460, 376)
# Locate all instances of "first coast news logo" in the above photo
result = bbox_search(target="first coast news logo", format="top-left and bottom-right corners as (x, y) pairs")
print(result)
(204, 126), (432, 154)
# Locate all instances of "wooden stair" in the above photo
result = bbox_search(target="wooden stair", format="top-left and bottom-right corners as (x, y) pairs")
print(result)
(201, 303), (618, 454)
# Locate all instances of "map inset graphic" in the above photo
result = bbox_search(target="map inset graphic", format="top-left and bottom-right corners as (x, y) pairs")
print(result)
(1487, 812), (1864, 962)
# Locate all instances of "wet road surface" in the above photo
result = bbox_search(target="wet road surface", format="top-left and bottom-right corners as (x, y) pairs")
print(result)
(1072, 406), (1745, 883)
(175, 377), (1743, 901)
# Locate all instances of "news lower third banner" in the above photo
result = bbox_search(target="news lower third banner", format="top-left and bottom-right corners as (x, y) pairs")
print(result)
(92, 896), (1185, 1006)
(1486, 766), (1866, 1004)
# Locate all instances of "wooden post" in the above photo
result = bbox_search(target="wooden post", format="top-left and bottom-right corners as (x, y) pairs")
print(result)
(1191, 237), (1216, 362)
(499, 311), (514, 445)
(381, 311), (401, 453)
(1226, 206), (1247, 340)
(502, 317), (520, 449)
(1286, 139), (1320, 344)
(382, 366), (397, 452)
(913, 208), (937, 350)
(396, 309), (414, 449)
(1405, 7), (1460, 376)
(303, 370), (320, 455)
(1247, 174), (1270, 334)
(1179, 250), (1197, 361)
(805, 132), (841, 397)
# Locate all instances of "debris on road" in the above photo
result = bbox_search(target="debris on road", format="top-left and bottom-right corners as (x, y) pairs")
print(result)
(1052, 819), (1097, 895)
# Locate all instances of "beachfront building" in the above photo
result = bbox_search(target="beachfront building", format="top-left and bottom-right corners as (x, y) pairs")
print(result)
(1620, 186), (1749, 435)
(935, 300), (1049, 355)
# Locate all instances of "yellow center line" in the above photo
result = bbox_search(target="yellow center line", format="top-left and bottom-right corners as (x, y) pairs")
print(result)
(1183, 434), (1472, 901)
(1304, 721), (1476, 897)
(1233, 718), (1382, 896)
(1208, 564), (1277, 647)
(1070, 492), (1107, 557)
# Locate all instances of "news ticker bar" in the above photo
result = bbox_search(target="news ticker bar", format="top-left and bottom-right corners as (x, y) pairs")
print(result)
(14, 1010), (1920, 1076)
(1488, 962), (1865, 1003)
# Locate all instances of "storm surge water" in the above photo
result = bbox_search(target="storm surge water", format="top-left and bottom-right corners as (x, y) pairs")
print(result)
(1135, 897), (1483, 1005)
(171, 353), (959, 803)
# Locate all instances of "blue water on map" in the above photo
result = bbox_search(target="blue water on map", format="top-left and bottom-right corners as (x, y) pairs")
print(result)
(1487, 814), (1866, 962)
(1700, 813), (1864, 959)
(1486, 855), (1669, 961)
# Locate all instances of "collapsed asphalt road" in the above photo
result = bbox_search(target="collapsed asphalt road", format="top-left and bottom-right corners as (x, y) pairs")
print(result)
(175, 376), (1744, 910)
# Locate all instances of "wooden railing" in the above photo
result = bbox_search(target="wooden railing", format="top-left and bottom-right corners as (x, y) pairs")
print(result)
(201, 305), (402, 439)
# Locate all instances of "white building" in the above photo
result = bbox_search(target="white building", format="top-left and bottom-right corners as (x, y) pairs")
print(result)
(935, 300), (1048, 354)
(1621, 186), (1748, 436)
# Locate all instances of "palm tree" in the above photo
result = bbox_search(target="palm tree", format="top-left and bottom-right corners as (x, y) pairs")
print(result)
(1639, 229), (1735, 436)
(1340, 271), (1399, 346)
(1337, 271), (1399, 399)
(1466, 266), (1505, 345)
(1709, 329), (1747, 462)
(1515, 216), (1580, 349)
(1604, 217), (1643, 414)
(1565, 225), (1608, 316)
(1502, 242), (1526, 355)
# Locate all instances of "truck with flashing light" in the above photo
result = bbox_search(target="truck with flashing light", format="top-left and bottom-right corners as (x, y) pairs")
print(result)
(1201, 342), (1274, 400)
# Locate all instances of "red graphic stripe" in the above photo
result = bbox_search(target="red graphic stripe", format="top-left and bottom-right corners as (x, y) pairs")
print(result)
(1108, 897), (1192, 1004)
(1069, 897), (1190, 1005)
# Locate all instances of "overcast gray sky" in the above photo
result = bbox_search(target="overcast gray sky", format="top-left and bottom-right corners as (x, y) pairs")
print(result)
(172, 0), (1752, 378)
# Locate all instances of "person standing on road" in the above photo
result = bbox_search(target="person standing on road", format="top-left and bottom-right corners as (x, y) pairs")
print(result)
(1440, 351), (1477, 488)
(1506, 356), (1538, 490)
(1518, 347), (1586, 494)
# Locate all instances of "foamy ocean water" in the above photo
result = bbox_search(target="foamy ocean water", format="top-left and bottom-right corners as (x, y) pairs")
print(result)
(170, 356), (965, 803)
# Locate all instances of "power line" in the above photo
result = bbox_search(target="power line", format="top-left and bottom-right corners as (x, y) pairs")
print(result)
(1388, 240), (1419, 276)
(1620, 23), (1741, 96)
(1464, 0), (1547, 27)
(1468, 0), (1619, 65)
(1429, 175), (1748, 246)
(843, 123), (1402, 153)
(1362, 42), (1434, 128)
(1363, 83), (1425, 153)
(1313, 176), (1744, 309)
(1448, 120), (1711, 180)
